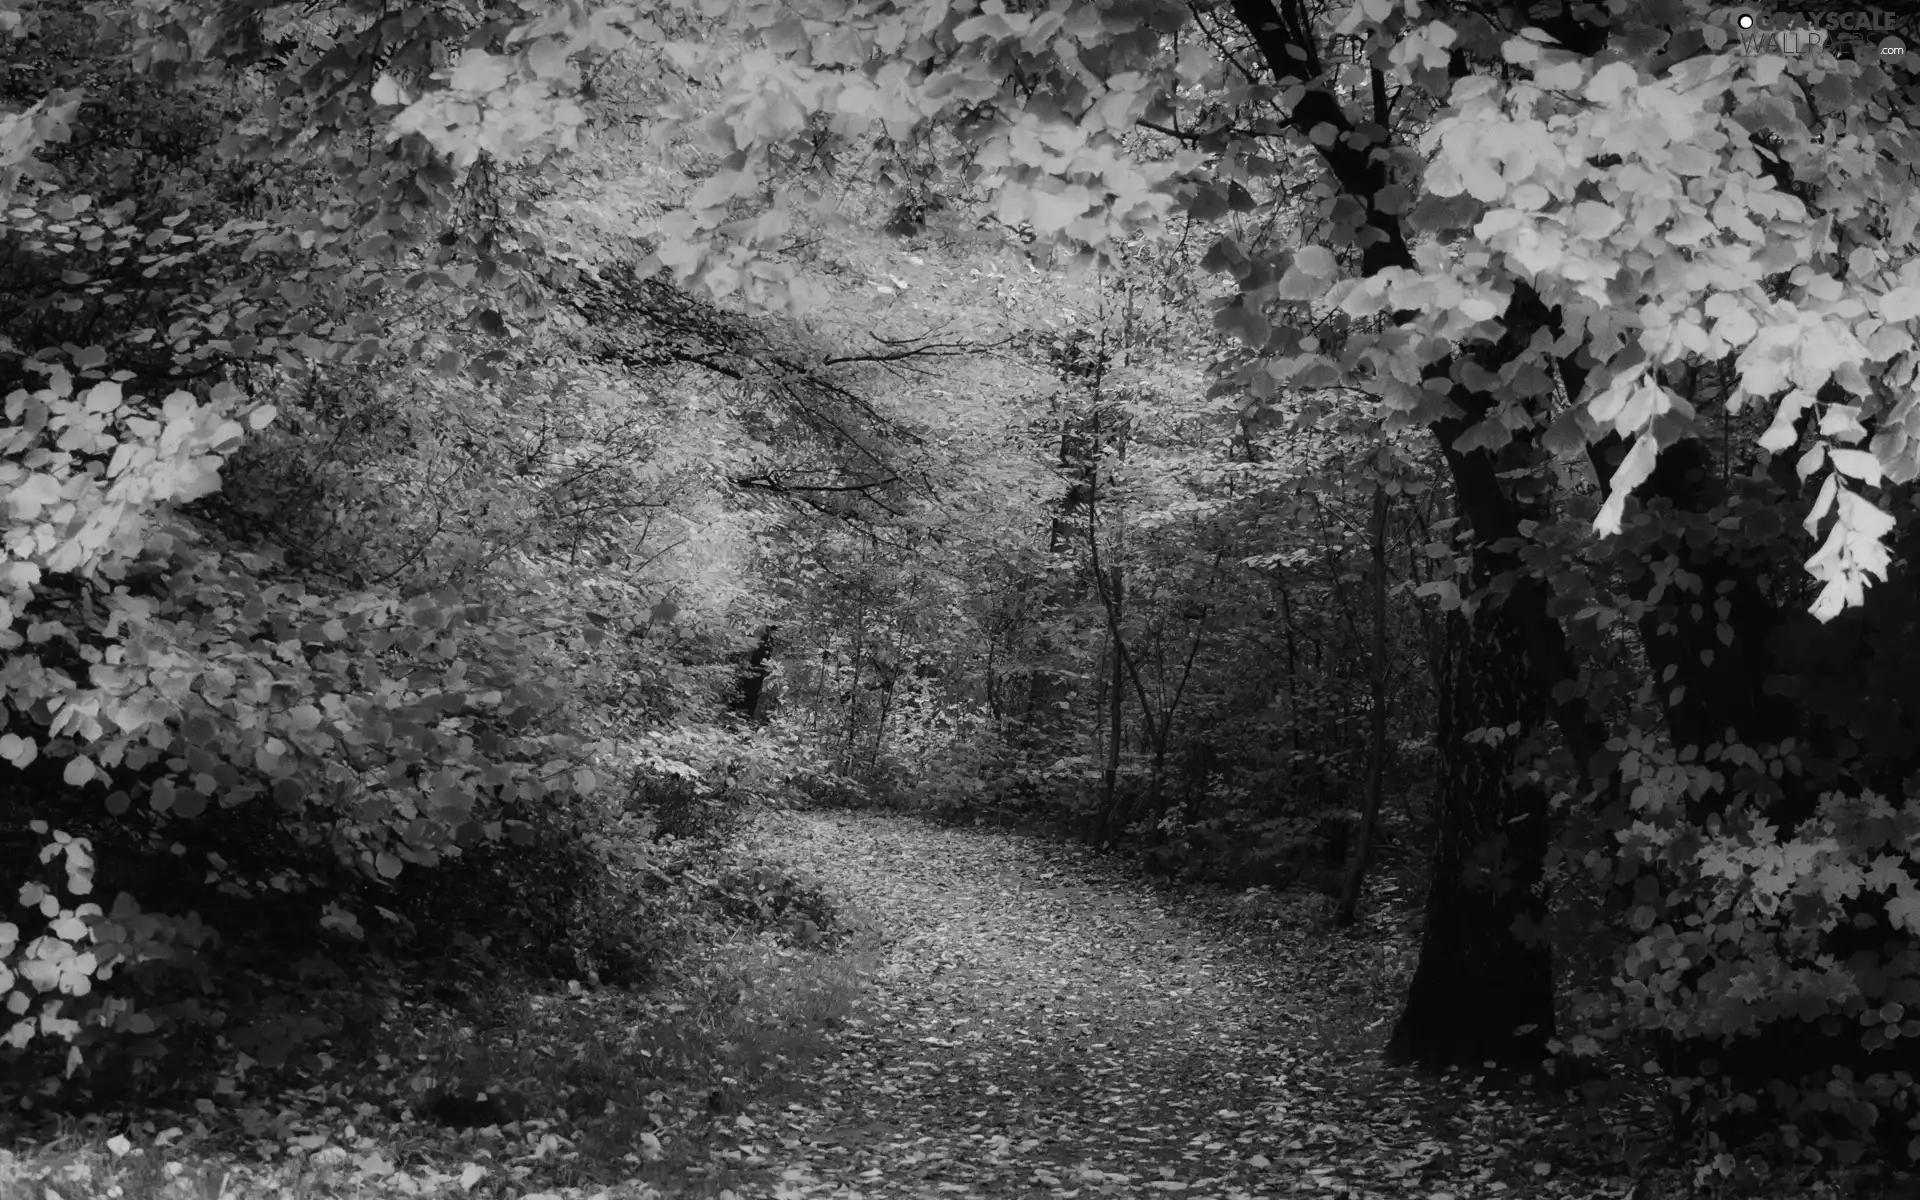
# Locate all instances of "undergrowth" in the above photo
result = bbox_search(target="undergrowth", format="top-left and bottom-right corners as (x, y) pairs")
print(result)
(0, 832), (873, 1200)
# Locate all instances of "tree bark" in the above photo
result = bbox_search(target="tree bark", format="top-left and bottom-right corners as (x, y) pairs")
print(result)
(1182, 739), (1217, 825)
(1277, 579), (1300, 799)
(1339, 482), (1391, 926)
(1100, 562), (1125, 839)
(1383, 375), (1573, 1069)
(841, 583), (868, 775)
(735, 624), (776, 720)
(1385, 590), (1555, 1069)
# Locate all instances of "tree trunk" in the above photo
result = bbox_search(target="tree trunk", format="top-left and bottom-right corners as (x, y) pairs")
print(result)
(1385, 592), (1555, 1070)
(1382, 406), (1570, 1069)
(736, 625), (776, 720)
(870, 676), (893, 772)
(1278, 580), (1300, 799)
(1098, 563), (1125, 842)
(842, 590), (868, 775)
(1339, 482), (1391, 926)
(1374, 307), (1611, 1070)
(1312, 633), (1328, 808)
(1220, 0), (1607, 1071)
(1182, 739), (1216, 825)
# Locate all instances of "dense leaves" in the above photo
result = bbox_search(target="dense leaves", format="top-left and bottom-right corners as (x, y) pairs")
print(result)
(9, 0), (1920, 1186)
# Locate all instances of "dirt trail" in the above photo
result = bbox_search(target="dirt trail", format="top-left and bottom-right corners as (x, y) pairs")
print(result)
(721, 810), (1584, 1200)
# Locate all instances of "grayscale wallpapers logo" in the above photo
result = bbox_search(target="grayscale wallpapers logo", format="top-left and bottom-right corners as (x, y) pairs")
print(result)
(1712, 6), (1908, 63)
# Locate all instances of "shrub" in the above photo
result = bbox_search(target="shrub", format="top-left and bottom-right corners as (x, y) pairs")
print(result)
(1549, 728), (1920, 1166)
(710, 861), (841, 949)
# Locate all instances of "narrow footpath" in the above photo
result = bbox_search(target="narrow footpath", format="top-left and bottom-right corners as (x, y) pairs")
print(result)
(704, 810), (1620, 1200)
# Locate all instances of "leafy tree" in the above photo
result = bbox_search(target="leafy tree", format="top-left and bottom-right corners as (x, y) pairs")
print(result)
(0, 0), (945, 1097)
(14, 0), (1920, 1170)
(370, 0), (1920, 1153)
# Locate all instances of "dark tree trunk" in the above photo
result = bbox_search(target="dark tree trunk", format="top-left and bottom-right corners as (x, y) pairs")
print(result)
(1146, 738), (1168, 825)
(1378, 359), (1589, 1070)
(1339, 483), (1391, 926)
(734, 625), (777, 720)
(1278, 580), (1300, 801)
(1312, 633), (1328, 808)
(1386, 592), (1555, 1070)
(1096, 565), (1125, 844)
(1220, 0), (1610, 1072)
(1182, 739), (1216, 824)
(841, 589), (868, 774)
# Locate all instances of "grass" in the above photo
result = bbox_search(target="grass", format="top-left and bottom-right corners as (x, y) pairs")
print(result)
(0, 923), (882, 1200)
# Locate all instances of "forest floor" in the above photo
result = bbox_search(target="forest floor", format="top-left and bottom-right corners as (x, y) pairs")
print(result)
(0, 808), (1878, 1200)
(700, 809), (1640, 1200)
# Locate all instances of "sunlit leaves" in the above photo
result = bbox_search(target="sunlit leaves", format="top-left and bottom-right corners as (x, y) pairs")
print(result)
(1387, 19), (1457, 73)
(370, 75), (411, 108)
(1388, 36), (1916, 617)
(63, 0), (1920, 626)
(1590, 435), (1655, 536)
(0, 370), (244, 643)
(1882, 286), (1920, 324)
(1802, 483), (1898, 621)
(0, 828), (116, 1050)
(390, 72), (589, 171)
(0, 88), (80, 202)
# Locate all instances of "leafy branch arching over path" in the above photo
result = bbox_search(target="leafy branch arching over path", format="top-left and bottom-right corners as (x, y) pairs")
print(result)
(716, 811), (1618, 1200)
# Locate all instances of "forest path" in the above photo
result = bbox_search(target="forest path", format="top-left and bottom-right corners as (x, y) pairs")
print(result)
(709, 809), (1595, 1200)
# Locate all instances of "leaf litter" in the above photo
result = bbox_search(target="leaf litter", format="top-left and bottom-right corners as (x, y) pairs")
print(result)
(9, 808), (1833, 1200)
(700, 810), (1648, 1200)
